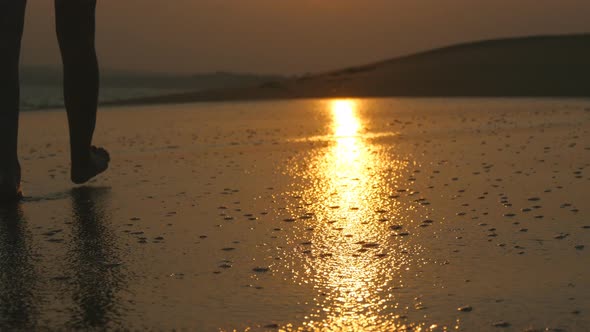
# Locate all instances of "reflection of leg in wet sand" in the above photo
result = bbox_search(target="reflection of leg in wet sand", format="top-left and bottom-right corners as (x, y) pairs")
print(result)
(0, 204), (39, 329)
(67, 187), (125, 329)
(0, 0), (109, 203)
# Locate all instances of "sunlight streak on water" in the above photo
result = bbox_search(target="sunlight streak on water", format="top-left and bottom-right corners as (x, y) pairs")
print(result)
(279, 99), (442, 331)
(332, 100), (361, 138)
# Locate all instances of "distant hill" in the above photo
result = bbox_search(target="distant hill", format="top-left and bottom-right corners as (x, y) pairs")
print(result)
(115, 34), (590, 105)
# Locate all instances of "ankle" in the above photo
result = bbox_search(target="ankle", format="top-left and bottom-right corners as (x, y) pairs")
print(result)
(0, 159), (20, 174)
(71, 151), (91, 168)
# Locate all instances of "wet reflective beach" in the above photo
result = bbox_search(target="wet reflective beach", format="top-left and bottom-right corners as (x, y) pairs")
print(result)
(1, 98), (589, 330)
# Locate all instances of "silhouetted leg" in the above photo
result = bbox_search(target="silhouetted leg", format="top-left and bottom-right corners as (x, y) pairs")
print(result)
(0, 0), (26, 200)
(55, 0), (109, 184)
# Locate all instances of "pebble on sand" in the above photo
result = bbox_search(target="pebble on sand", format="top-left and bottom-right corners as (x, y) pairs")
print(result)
(492, 321), (510, 328)
(458, 305), (473, 312)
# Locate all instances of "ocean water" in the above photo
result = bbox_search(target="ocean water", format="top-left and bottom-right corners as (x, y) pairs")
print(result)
(20, 85), (184, 111)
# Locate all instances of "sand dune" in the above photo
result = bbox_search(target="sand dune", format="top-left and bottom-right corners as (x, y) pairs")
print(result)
(111, 34), (590, 107)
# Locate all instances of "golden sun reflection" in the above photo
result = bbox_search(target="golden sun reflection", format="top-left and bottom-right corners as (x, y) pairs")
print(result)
(332, 100), (361, 138)
(311, 99), (395, 329)
(281, 99), (430, 331)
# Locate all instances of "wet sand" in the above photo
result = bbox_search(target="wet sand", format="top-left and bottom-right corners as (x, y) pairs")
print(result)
(1, 98), (589, 331)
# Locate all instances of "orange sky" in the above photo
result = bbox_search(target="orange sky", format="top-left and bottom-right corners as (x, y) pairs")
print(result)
(21, 0), (590, 75)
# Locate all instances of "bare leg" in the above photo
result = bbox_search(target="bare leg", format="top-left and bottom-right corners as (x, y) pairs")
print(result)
(55, 0), (109, 184)
(0, 0), (26, 201)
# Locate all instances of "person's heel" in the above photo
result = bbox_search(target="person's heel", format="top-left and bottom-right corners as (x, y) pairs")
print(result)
(70, 146), (110, 184)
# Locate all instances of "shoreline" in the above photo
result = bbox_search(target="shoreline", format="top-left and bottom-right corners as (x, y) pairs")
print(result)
(22, 95), (590, 113)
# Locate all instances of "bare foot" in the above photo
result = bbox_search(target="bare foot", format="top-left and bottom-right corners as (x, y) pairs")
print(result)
(0, 162), (22, 203)
(71, 146), (110, 184)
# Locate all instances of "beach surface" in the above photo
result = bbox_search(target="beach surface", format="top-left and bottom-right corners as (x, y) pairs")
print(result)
(1, 98), (589, 331)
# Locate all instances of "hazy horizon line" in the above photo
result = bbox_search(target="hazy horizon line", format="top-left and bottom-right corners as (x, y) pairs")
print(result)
(21, 31), (590, 77)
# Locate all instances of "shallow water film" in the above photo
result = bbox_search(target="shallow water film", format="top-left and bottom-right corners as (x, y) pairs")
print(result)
(1, 98), (589, 331)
